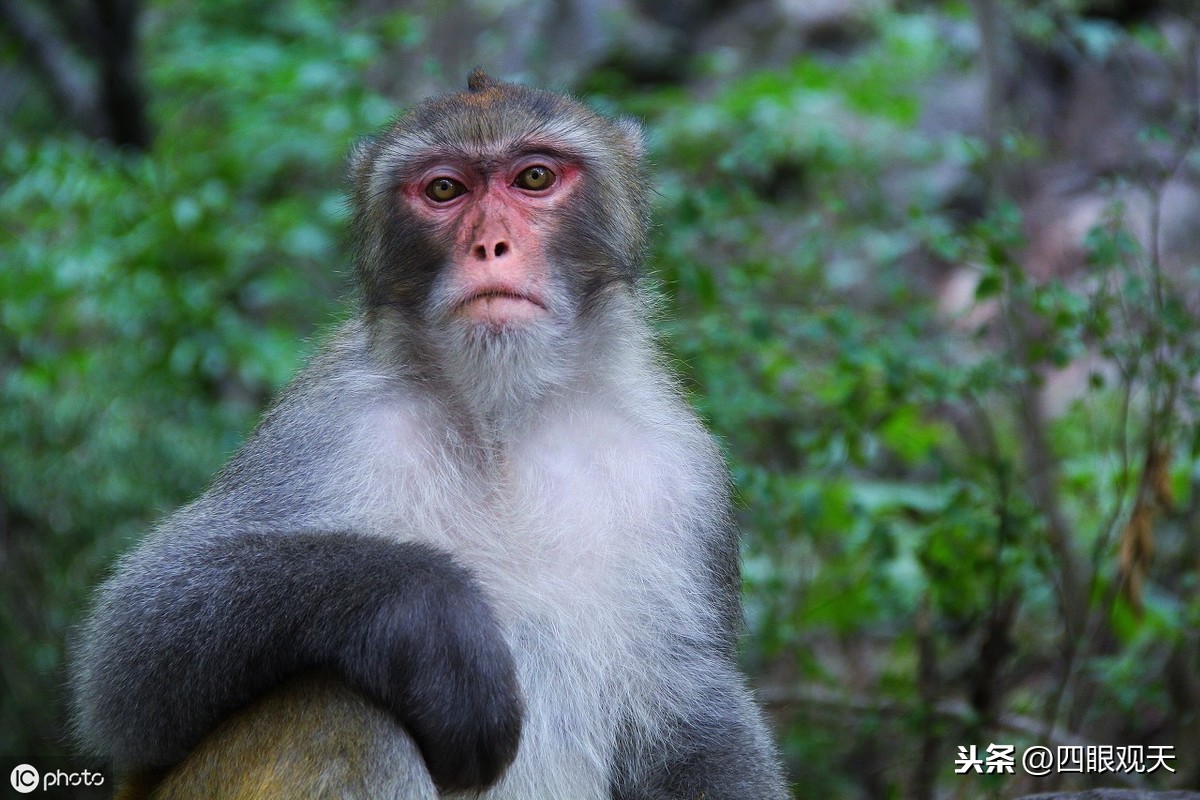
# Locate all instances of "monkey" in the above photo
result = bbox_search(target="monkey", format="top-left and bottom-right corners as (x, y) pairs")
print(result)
(70, 69), (789, 799)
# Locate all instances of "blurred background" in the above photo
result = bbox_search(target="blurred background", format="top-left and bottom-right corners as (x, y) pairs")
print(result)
(1, 0), (1198, 797)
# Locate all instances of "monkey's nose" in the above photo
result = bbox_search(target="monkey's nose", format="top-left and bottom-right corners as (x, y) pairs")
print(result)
(472, 241), (510, 261)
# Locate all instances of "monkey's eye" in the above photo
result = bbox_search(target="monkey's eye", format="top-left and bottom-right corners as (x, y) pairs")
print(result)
(425, 177), (467, 202)
(515, 165), (555, 191)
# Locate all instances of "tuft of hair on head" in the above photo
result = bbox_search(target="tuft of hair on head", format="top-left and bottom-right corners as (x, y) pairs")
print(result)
(467, 68), (501, 93)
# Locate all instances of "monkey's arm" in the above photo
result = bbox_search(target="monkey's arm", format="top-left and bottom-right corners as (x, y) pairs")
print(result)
(612, 506), (790, 799)
(70, 530), (522, 792)
(611, 680), (789, 800)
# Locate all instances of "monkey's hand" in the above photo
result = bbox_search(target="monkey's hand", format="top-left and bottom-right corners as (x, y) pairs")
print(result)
(337, 549), (524, 793)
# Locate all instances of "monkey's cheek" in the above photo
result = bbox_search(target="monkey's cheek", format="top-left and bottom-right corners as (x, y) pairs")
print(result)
(459, 296), (545, 328)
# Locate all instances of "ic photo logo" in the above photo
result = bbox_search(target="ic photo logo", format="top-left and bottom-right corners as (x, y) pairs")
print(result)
(8, 763), (106, 793)
(10, 764), (38, 794)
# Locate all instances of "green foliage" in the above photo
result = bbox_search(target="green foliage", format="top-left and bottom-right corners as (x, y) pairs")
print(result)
(627, 7), (1200, 795)
(0, 0), (419, 762)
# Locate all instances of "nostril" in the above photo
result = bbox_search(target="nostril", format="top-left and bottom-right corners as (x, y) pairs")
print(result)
(494, 241), (509, 258)
(473, 244), (487, 261)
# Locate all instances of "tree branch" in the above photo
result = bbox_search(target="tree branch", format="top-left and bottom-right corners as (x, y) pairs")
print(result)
(0, 0), (105, 137)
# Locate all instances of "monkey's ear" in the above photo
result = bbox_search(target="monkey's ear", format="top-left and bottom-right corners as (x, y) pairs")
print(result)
(468, 68), (501, 92)
(615, 117), (647, 160)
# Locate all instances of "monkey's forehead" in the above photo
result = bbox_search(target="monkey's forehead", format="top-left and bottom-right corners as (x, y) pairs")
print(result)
(379, 83), (642, 168)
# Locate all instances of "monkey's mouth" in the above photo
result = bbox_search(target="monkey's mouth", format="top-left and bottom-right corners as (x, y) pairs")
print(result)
(458, 289), (546, 326)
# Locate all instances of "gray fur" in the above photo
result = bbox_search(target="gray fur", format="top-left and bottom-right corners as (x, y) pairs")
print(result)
(70, 72), (788, 798)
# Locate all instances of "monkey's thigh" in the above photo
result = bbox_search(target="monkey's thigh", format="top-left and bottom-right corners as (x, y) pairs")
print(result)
(119, 673), (437, 800)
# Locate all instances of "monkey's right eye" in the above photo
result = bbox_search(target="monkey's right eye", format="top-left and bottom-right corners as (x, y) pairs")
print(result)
(425, 178), (467, 202)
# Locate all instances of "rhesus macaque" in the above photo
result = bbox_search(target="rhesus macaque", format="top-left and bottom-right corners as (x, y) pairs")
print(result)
(71, 70), (789, 799)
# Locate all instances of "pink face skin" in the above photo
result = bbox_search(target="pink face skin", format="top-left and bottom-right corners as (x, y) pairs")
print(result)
(401, 153), (581, 329)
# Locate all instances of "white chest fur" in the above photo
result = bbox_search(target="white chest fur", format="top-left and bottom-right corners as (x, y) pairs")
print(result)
(326, 395), (715, 798)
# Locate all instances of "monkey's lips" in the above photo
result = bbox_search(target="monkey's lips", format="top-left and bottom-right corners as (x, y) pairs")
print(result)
(458, 289), (546, 326)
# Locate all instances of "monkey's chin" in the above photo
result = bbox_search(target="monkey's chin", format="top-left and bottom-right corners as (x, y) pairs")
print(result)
(458, 295), (546, 329)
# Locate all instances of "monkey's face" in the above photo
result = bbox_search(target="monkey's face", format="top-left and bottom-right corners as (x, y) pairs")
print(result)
(401, 152), (580, 333)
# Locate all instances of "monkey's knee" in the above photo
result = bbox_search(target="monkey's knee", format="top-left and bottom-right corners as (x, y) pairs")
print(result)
(119, 674), (437, 800)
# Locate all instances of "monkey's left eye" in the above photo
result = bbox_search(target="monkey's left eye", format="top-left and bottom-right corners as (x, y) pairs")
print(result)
(515, 165), (555, 191)
(425, 178), (467, 202)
